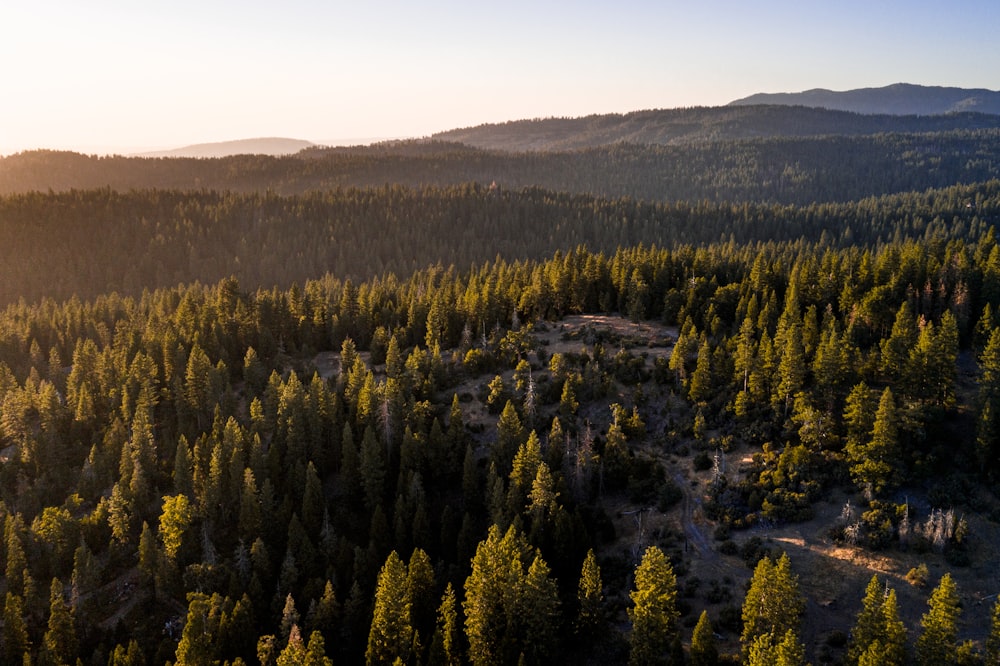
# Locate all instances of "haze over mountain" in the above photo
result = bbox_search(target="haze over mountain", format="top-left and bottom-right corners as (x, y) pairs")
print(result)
(137, 137), (315, 158)
(729, 83), (1000, 116)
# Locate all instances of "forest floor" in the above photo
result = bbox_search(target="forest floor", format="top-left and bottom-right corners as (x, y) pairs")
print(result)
(530, 314), (1000, 662)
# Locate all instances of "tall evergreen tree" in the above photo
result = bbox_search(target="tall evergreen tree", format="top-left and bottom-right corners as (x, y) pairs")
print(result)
(40, 578), (77, 666)
(463, 524), (558, 666)
(628, 546), (679, 666)
(576, 548), (604, 637)
(977, 328), (1000, 473)
(689, 610), (718, 666)
(366, 551), (413, 665)
(741, 553), (803, 658)
(986, 596), (1000, 664)
(916, 573), (960, 666)
(1, 593), (29, 665)
(847, 387), (900, 496)
(430, 583), (461, 666)
(849, 574), (886, 663)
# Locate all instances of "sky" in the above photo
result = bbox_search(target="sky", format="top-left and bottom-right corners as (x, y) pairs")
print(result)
(2, 0), (999, 155)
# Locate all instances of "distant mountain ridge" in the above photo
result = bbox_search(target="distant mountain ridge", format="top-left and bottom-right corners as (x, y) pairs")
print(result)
(431, 104), (1000, 152)
(138, 137), (315, 158)
(729, 83), (1000, 116)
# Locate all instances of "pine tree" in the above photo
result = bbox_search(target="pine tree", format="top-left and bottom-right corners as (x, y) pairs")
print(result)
(301, 461), (324, 535)
(304, 630), (334, 666)
(880, 302), (917, 382)
(175, 592), (218, 666)
(3, 515), (30, 600)
(406, 548), (437, 654)
(986, 596), (1000, 664)
(559, 377), (580, 421)
(776, 324), (806, 411)
(741, 553), (803, 658)
(527, 462), (558, 524)
(688, 338), (714, 404)
(39, 578), (76, 666)
(689, 610), (718, 666)
(916, 573), (960, 666)
(138, 521), (159, 589)
(847, 387), (900, 496)
(366, 551), (413, 665)
(1, 592), (29, 665)
(160, 493), (193, 561)
(495, 400), (525, 475)
(881, 589), (907, 666)
(280, 593), (301, 645)
(576, 549), (604, 636)
(628, 546), (679, 666)
(463, 524), (558, 666)
(430, 583), (461, 666)
(848, 574), (885, 663)
(360, 425), (386, 513)
(277, 625), (307, 666)
(108, 639), (145, 666)
(977, 328), (1000, 473)
(520, 554), (561, 664)
(309, 580), (340, 646)
(843, 382), (875, 454)
(746, 629), (806, 666)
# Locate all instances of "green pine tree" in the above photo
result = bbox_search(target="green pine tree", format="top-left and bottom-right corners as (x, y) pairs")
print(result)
(366, 551), (413, 665)
(689, 610), (718, 666)
(848, 574), (885, 663)
(916, 573), (960, 666)
(741, 553), (803, 658)
(628, 546), (679, 666)
(1, 593), (29, 665)
(576, 549), (604, 636)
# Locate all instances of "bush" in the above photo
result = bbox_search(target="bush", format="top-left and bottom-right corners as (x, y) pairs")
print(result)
(682, 576), (701, 598)
(739, 536), (772, 567)
(906, 563), (930, 587)
(693, 451), (713, 471)
(944, 544), (971, 567)
(716, 604), (743, 634)
(718, 540), (739, 556)
(657, 480), (683, 511)
(705, 579), (733, 604)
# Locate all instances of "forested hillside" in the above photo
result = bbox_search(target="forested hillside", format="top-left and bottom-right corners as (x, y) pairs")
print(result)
(0, 181), (997, 306)
(7, 101), (1000, 665)
(431, 105), (1000, 150)
(4, 128), (1000, 205)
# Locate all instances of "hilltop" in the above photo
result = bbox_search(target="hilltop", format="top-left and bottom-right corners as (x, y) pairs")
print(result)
(729, 83), (1000, 116)
(137, 137), (315, 158)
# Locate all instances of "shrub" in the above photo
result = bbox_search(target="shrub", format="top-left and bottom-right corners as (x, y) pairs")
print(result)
(906, 563), (930, 587)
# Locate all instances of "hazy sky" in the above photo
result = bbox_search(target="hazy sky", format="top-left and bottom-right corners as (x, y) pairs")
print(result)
(3, 0), (999, 155)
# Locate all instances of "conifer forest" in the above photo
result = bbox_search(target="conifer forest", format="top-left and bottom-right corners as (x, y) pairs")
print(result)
(5, 107), (1000, 664)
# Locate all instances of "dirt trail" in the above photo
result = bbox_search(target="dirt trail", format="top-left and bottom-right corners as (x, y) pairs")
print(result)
(674, 471), (714, 559)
